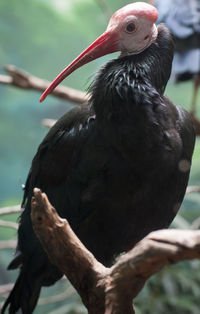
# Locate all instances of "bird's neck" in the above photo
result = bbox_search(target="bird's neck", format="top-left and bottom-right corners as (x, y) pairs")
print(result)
(90, 58), (170, 154)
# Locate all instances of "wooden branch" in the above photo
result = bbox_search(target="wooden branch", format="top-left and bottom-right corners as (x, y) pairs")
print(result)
(31, 188), (107, 313)
(31, 188), (200, 314)
(0, 65), (89, 104)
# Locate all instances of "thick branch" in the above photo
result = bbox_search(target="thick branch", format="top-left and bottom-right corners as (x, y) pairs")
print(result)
(0, 65), (89, 104)
(31, 189), (200, 314)
(31, 188), (107, 312)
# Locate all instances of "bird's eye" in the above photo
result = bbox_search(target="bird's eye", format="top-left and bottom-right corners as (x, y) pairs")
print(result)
(125, 23), (136, 33)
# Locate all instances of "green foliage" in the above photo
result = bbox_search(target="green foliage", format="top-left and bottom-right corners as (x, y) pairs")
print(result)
(135, 260), (200, 314)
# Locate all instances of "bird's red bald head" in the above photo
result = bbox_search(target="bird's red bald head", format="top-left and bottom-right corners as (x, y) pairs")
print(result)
(40, 2), (158, 102)
(109, 2), (158, 25)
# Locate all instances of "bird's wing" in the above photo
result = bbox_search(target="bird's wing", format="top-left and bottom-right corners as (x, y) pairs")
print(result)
(161, 97), (196, 209)
(5, 103), (97, 312)
(176, 105), (196, 160)
(21, 102), (95, 218)
(163, 96), (195, 162)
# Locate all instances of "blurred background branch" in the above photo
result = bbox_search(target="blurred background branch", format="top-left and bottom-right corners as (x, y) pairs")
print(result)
(0, 240), (17, 249)
(0, 205), (21, 216)
(186, 186), (200, 194)
(0, 65), (88, 104)
(0, 220), (18, 230)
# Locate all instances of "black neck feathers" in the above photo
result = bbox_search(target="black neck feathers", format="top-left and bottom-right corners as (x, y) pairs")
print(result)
(88, 24), (174, 151)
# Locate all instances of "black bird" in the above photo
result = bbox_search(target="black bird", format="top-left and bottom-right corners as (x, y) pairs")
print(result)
(2, 2), (195, 313)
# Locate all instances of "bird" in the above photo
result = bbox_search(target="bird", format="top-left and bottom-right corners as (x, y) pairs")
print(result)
(2, 2), (195, 313)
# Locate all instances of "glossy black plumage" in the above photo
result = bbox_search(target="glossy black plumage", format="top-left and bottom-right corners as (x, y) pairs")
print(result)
(2, 24), (195, 313)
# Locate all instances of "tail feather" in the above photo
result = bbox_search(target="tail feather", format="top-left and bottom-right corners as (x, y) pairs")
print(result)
(7, 251), (23, 270)
(1, 268), (42, 314)
(2, 256), (63, 313)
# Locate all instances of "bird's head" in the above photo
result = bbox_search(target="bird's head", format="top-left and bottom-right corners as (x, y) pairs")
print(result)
(107, 2), (158, 55)
(40, 2), (158, 102)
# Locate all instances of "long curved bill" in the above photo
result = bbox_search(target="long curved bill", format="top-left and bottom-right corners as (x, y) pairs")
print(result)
(40, 30), (119, 102)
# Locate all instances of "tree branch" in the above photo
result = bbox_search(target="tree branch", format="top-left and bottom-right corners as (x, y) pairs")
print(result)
(0, 65), (89, 104)
(31, 188), (107, 313)
(31, 188), (200, 314)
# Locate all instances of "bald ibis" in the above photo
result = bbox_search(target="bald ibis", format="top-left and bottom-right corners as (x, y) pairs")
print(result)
(2, 2), (195, 313)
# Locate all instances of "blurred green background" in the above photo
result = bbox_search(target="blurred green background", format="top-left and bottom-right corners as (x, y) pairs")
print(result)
(0, 0), (200, 313)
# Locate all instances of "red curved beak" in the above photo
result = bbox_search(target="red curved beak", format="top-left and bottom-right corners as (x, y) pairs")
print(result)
(40, 30), (119, 102)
